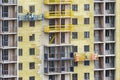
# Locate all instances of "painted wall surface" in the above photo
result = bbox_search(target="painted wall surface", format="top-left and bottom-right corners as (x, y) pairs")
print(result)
(71, 0), (94, 80)
(18, 0), (43, 80)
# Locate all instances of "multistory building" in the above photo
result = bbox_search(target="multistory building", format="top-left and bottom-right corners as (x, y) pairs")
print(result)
(0, 0), (18, 80)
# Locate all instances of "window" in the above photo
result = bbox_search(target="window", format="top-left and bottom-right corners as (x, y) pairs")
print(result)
(19, 63), (23, 70)
(29, 6), (35, 13)
(61, 33), (65, 43)
(105, 30), (109, 37)
(72, 46), (78, 52)
(105, 44), (109, 50)
(106, 57), (109, 63)
(106, 17), (109, 23)
(29, 48), (35, 55)
(84, 4), (90, 11)
(18, 36), (23, 42)
(84, 73), (90, 80)
(74, 62), (78, 66)
(84, 18), (90, 24)
(29, 21), (35, 27)
(72, 32), (78, 39)
(29, 62), (35, 69)
(2, 49), (8, 60)
(49, 75), (55, 80)
(2, 6), (8, 17)
(19, 77), (23, 80)
(18, 6), (23, 13)
(29, 34), (35, 41)
(49, 19), (55, 25)
(2, 64), (8, 75)
(72, 74), (78, 80)
(29, 76), (35, 80)
(105, 71), (109, 77)
(72, 4), (78, 11)
(2, 20), (8, 32)
(84, 45), (90, 52)
(2, 35), (8, 46)
(106, 3), (109, 10)
(84, 32), (90, 38)
(19, 49), (23, 56)
(2, 0), (8, 3)
(84, 60), (90, 66)
(72, 18), (78, 25)
(19, 21), (23, 27)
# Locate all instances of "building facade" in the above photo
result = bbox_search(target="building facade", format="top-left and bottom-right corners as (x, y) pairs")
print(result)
(0, 0), (18, 80)
(18, 0), (120, 80)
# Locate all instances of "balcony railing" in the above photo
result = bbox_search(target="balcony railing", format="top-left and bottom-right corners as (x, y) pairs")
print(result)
(0, 56), (17, 63)
(105, 36), (114, 41)
(44, 66), (74, 73)
(44, 52), (74, 60)
(105, 63), (114, 68)
(44, 25), (73, 33)
(105, 76), (114, 80)
(44, 0), (72, 4)
(44, 11), (73, 18)
(18, 14), (43, 21)
(0, 0), (17, 5)
(105, 50), (114, 55)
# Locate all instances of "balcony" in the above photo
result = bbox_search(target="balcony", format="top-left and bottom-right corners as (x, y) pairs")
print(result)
(44, 11), (73, 19)
(105, 50), (114, 55)
(44, 66), (74, 73)
(105, 63), (114, 68)
(0, 64), (17, 77)
(44, 0), (72, 4)
(18, 14), (43, 21)
(0, 56), (17, 63)
(0, 35), (17, 49)
(105, 76), (114, 80)
(0, 0), (17, 5)
(44, 52), (74, 60)
(105, 36), (114, 42)
(44, 25), (73, 33)
(105, 0), (115, 2)
(94, 60), (103, 69)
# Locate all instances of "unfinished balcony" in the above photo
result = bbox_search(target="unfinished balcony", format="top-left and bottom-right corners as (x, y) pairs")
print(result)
(44, 10), (73, 19)
(105, 57), (115, 68)
(0, 0), (17, 5)
(105, 3), (115, 14)
(48, 33), (71, 45)
(94, 30), (103, 43)
(0, 21), (17, 34)
(0, 35), (17, 49)
(94, 58), (104, 69)
(105, 30), (115, 42)
(94, 17), (103, 29)
(105, 70), (115, 80)
(44, 0), (72, 4)
(94, 71), (104, 80)
(44, 46), (74, 60)
(44, 25), (73, 33)
(0, 64), (17, 78)
(44, 65), (74, 74)
(18, 13), (43, 21)
(105, 43), (115, 55)
(94, 44), (103, 55)
(105, 16), (115, 28)
(0, 50), (17, 63)
(94, 3), (103, 15)
(105, 0), (115, 2)
(0, 6), (17, 20)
